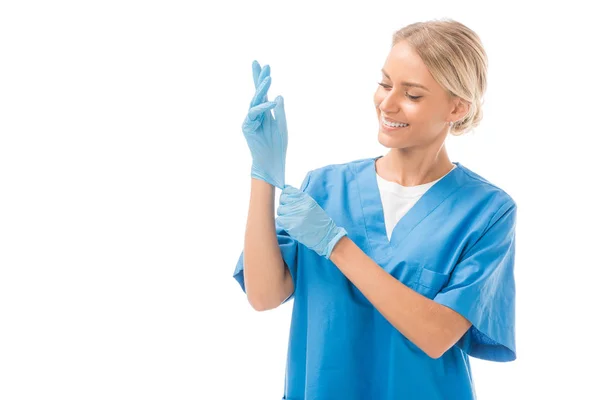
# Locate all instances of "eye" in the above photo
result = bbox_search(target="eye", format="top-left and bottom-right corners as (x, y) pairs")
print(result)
(377, 82), (422, 101)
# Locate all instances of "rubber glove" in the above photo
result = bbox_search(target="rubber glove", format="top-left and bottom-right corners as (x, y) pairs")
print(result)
(241, 60), (288, 189)
(276, 185), (348, 259)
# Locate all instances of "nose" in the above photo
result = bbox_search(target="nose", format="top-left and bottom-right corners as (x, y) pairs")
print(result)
(378, 89), (400, 114)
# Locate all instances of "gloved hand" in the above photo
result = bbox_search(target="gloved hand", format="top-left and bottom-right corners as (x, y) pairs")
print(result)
(276, 185), (348, 259)
(241, 60), (288, 189)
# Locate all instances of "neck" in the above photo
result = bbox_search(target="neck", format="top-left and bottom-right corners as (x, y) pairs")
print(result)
(376, 145), (454, 187)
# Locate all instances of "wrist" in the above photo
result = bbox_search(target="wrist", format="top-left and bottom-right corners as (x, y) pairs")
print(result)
(251, 165), (283, 189)
(323, 227), (348, 259)
(328, 234), (351, 263)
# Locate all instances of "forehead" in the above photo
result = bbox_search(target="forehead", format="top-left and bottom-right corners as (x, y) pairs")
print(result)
(382, 41), (433, 84)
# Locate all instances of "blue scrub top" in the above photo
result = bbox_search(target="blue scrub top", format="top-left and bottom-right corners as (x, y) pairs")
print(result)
(234, 156), (517, 400)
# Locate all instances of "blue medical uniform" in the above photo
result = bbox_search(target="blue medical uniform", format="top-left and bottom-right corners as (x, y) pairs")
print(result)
(233, 156), (517, 400)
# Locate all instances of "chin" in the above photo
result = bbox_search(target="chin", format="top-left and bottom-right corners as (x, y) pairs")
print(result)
(377, 130), (411, 149)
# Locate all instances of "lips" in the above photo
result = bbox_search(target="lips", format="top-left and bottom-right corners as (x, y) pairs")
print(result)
(382, 116), (408, 124)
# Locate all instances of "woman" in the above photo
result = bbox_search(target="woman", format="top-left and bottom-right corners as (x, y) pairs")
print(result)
(234, 19), (517, 400)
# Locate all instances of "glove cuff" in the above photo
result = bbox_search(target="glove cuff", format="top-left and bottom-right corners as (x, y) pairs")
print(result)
(251, 165), (284, 189)
(323, 227), (348, 259)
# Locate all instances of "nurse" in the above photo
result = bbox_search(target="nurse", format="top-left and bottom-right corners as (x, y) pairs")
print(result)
(235, 19), (517, 400)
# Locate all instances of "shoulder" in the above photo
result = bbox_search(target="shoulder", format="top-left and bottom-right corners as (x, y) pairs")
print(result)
(299, 157), (374, 206)
(303, 156), (374, 184)
(455, 163), (517, 225)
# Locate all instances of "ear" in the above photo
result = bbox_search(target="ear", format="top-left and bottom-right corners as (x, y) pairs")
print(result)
(450, 97), (470, 122)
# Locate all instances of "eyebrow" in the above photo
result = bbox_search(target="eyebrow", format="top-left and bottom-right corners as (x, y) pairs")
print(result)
(381, 69), (430, 92)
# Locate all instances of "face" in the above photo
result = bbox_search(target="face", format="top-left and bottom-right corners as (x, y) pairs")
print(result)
(374, 40), (463, 150)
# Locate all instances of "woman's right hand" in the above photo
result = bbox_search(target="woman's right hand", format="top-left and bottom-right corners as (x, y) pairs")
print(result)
(241, 60), (288, 189)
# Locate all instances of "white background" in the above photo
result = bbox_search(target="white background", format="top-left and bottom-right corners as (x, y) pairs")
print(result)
(1, 1), (599, 399)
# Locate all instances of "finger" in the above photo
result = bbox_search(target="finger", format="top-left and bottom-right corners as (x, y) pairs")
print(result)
(248, 101), (277, 121)
(273, 95), (288, 136)
(276, 213), (293, 228)
(275, 215), (290, 231)
(279, 189), (297, 206)
(279, 190), (290, 206)
(250, 76), (272, 108)
(257, 65), (271, 102)
(258, 64), (271, 85)
(276, 204), (285, 217)
(242, 115), (261, 133)
(283, 184), (299, 191)
(283, 184), (300, 194)
(252, 60), (261, 88)
(280, 186), (303, 205)
(277, 203), (296, 218)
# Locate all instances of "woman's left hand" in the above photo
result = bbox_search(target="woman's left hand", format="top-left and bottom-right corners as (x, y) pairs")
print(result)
(276, 185), (347, 259)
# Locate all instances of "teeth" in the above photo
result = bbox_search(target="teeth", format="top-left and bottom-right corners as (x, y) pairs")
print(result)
(382, 117), (408, 127)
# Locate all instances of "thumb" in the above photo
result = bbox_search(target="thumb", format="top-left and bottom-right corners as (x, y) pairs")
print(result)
(280, 184), (300, 204)
(283, 184), (300, 193)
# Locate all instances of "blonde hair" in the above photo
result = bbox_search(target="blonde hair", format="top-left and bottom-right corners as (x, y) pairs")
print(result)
(392, 19), (488, 135)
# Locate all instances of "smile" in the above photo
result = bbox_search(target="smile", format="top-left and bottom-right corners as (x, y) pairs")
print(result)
(382, 117), (409, 128)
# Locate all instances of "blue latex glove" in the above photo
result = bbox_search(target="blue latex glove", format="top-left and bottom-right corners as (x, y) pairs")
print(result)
(241, 60), (288, 189)
(276, 185), (348, 259)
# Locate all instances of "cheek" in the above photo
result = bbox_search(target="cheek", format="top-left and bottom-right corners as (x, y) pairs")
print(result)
(403, 103), (421, 117)
(373, 91), (383, 107)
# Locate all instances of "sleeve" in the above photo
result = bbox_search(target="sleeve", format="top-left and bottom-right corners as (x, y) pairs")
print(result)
(433, 200), (517, 362)
(232, 171), (313, 304)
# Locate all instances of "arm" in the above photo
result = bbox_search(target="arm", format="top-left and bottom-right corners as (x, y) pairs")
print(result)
(329, 236), (472, 359)
(276, 185), (471, 358)
(239, 60), (293, 311)
(243, 178), (294, 311)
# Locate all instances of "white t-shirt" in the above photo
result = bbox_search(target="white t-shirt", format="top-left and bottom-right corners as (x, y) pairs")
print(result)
(376, 165), (457, 240)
